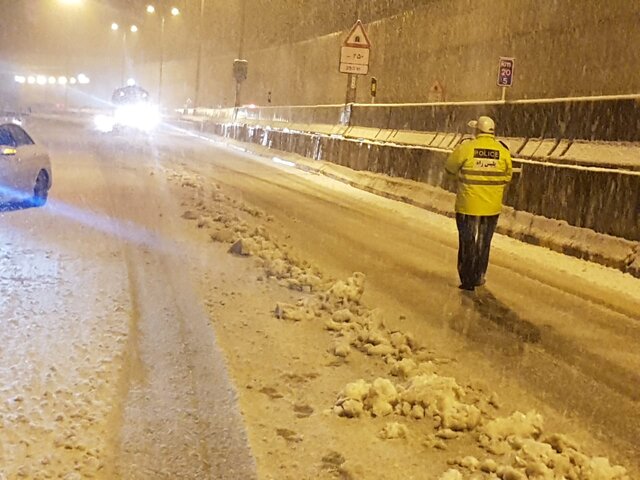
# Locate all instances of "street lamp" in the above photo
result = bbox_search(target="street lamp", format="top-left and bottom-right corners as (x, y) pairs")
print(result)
(146, 4), (180, 104)
(110, 22), (139, 86)
(194, 0), (206, 107)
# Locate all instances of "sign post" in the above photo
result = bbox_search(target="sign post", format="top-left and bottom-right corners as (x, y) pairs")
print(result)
(497, 57), (514, 101)
(340, 20), (371, 104)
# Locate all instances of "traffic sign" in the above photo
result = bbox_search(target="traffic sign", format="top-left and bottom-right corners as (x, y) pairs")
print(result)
(344, 20), (371, 48)
(340, 20), (371, 75)
(233, 59), (248, 83)
(497, 57), (514, 87)
(339, 46), (370, 74)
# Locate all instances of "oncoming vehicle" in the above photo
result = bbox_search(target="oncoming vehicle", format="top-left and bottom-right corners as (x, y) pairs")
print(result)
(0, 123), (52, 207)
(94, 85), (160, 133)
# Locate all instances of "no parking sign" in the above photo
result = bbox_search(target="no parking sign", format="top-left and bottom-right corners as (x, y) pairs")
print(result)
(497, 57), (515, 87)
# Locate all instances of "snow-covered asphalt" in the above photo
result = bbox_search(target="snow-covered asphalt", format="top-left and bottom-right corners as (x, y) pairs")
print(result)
(0, 117), (638, 478)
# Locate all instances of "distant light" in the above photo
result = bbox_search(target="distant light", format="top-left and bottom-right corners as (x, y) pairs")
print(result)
(27, 76), (36, 85)
(146, 4), (155, 13)
(111, 22), (119, 31)
(127, 78), (136, 86)
(69, 77), (77, 85)
(48, 76), (56, 85)
(36, 75), (47, 85)
(58, 76), (68, 85)
(130, 24), (138, 33)
(77, 73), (90, 84)
(170, 6), (180, 16)
(59, 0), (83, 5)
(14, 75), (26, 84)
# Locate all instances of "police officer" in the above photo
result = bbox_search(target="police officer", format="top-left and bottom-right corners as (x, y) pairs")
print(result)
(445, 116), (512, 291)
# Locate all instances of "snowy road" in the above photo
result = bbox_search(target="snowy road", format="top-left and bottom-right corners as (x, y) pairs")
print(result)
(0, 118), (257, 479)
(162, 126), (640, 461)
(0, 117), (638, 478)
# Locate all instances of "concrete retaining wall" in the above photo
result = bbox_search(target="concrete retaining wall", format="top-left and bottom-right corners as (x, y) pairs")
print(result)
(137, 1), (640, 107)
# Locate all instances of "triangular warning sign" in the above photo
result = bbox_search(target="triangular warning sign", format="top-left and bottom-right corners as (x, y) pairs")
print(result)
(344, 20), (371, 48)
(428, 80), (446, 102)
(429, 81), (443, 93)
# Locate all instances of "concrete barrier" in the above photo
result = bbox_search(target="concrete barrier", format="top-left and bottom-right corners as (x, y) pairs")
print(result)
(188, 118), (638, 242)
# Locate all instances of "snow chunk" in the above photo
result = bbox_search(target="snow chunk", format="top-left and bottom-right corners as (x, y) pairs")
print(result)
(228, 238), (258, 256)
(390, 358), (417, 378)
(378, 422), (408, 440)
(341, 379), (370, 403)
(480, 410), (543, 446)
(365, 378), (398, 417)
(438, 469), (463, 480)
(496, 465), (526, 480)
(210, 228), (236, 243)
(196, 216), (211, 228)
(584, 457), (628, 480)
(450, 456), (480, 471)
(332, 337), (352, 357)
(322, 272), (366, 307)
(399, 374), (480, 431)
(332, 309), (354, 323)
(274, 302), (309, 322)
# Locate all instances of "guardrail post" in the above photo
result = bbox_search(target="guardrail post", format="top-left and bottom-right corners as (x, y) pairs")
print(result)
(340, 104), (352, 126)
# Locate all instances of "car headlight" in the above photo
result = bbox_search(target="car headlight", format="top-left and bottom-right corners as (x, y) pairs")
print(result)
(93, 114), (115, 133)
(114, 104), (160, 131)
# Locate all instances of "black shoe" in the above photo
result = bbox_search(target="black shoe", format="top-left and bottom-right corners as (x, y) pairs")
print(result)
(458, 284), (475, 291)
(475, 278), (486, 287)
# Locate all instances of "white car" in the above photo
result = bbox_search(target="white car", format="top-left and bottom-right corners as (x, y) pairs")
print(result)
(0, 123), (52, 207)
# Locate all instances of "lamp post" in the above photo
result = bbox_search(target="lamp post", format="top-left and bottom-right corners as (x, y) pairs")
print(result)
(111, 23), (138, 87)
(234, 0), (247, 108)
(194, 0), (206, 107)
(57, 0), (84, 109)
(146, 4), (180, 104)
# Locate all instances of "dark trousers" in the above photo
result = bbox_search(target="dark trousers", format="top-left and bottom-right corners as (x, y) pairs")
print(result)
(456, 213), (499, 288)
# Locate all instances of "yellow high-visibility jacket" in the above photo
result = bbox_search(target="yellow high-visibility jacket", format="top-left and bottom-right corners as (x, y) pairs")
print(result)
(445, 134), (513, 216)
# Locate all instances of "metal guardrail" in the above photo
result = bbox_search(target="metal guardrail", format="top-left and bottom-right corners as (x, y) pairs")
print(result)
(186, 100), (640, 172)
(194, 94), (640, 141)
